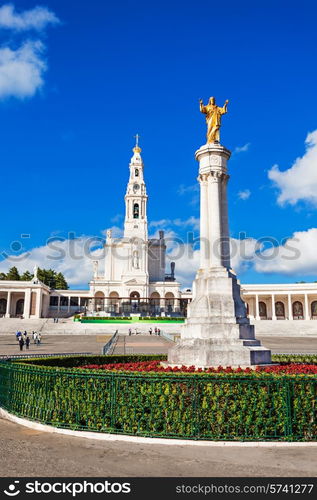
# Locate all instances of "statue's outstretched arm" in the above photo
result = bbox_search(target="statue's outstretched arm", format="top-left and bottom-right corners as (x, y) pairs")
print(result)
(199, 99), (206, 114)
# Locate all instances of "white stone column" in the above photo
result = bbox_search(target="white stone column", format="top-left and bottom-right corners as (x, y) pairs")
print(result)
(208, 172), (222, 268)
(199, 174), (209, 269)
(67, 296), (71, 313)
(304, 294), (310, 320)
(220, 174), (231, 269)
(288, 294), (293, 320)
(5, 291), (12, 318)
(35, 290), (42, 318)
(23, 289), (31, 319)
(255, 294), (260, 320)
(57, 296), (60, 313)
(271, 294), (276, 320)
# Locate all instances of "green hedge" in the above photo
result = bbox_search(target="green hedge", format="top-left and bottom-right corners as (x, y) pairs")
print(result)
(0, 354), (316, 441)
(272, 354), (317, 364)
(80, 316), (131, 321)
(78, 316), (185, 322)
(19, 354), (166, 368)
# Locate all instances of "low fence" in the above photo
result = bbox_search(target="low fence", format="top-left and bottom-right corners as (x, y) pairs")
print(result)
(0, 355), (316, 441)
(0, 352), (91, 360)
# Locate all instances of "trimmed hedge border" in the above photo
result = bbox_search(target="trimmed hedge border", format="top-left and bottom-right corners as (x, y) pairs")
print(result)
(0, 354), (316, 441)
(77, 316), (185, 324)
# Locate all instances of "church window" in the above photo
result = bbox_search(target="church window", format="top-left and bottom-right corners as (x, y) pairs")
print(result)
(133, 203), (139, 219)
(135, 169), (139, 177)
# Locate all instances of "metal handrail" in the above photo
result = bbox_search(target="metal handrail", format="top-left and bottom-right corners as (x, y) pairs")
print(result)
(102, 331), (119, 355)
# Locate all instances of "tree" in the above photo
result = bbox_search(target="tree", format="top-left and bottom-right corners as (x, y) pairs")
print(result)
(21, 271), (33, 281)
(6, 266), (20, 280)
(55, 272), (68, 290)
(1, 266), (68, 289)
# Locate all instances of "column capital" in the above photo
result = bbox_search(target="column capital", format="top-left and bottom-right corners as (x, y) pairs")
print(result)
(198, 173), (209, 183)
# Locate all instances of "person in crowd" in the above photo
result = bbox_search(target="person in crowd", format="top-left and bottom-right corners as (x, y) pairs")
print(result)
(128, 328), (132, 336)
(37, 332), (42, 345)
(18, 336), (24, 351)
(33, 331), (37, 344)
(25, 336), (30, 350)
(154, 327), (158, 334)
(16, 331), (21, 341)
(149, 327), (152, 335)
(157, 328), (161, 336)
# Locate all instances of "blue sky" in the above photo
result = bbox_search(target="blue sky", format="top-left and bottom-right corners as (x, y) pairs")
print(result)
(0, 0), (317, 288)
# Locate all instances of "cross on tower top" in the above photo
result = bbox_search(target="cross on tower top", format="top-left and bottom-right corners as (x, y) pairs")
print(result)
(133, 133), (142, 153)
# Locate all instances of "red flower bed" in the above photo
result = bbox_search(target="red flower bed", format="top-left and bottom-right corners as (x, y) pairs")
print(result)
(78, 360), (317, 374)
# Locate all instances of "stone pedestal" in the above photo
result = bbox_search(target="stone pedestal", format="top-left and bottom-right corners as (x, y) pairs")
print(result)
(168, 143), (271, 368)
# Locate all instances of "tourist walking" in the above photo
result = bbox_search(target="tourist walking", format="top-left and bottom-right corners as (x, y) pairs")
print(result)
(149, 327), (152, 335)
(25, 336), (30, 350)
(18, 337), (24, 351)
(33, 331), (37, 344)
(37, 333), (42, 345)
(128, 328), (132, 336)
(157, 328), (161, 336)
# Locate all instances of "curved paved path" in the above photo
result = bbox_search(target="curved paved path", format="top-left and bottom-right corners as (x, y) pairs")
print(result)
(0, 418), (316, 477)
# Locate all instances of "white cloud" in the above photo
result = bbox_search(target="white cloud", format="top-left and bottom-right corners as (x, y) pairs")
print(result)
(177, 184), (199, 196)
(101, 226), (124, 239)
(166, 237), (261, 288)
(268, 130), (317, 206)
(1, 228), (315, 289)
(254, 227), (317, 275)
(238, 189), (251, 200)
(233, 143), (251, 154)
(0, 40), (46, 99)
(149, 217), (200, 231)
(0, 4), (60, 31)
(0, 236), (107, 287)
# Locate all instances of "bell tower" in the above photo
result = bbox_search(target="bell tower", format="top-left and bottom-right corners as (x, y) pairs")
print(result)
(124, 135), (148, 241)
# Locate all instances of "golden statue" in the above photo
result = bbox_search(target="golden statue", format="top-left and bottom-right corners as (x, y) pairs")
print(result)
(199, 97), (229, 143)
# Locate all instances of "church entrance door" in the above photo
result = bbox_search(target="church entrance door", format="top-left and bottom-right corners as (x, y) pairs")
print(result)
(130, 291), (140, 313)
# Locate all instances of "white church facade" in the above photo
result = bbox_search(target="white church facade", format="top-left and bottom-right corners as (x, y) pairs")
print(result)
(1, 141), (317, 320)
(87, 141), (182, 315)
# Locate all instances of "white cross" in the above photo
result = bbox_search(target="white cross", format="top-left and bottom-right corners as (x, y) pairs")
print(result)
(134, 133), (140, 146)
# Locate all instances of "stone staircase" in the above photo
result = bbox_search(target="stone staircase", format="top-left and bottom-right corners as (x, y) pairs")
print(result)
(0, 318), (183, 336)
(0, 318), (316, 336)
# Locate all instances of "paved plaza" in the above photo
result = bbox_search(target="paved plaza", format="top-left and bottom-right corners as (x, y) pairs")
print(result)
(1, 333), (317, 357)
(0, 417), (316, 477)
(0, 333), (316, 478)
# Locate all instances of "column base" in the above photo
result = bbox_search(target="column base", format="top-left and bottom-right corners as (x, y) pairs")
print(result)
(167, 267), (271, 368)
(168, 337), (271, 368)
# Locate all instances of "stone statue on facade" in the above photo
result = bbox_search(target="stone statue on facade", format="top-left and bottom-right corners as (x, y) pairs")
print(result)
(132, 250), (139, 269)
(199, 97), (229, 143)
